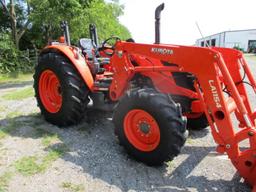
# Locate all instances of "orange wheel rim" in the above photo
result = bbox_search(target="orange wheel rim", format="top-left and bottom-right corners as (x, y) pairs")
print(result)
(124, 109), (160, 152)
(39, 70), (62, 113)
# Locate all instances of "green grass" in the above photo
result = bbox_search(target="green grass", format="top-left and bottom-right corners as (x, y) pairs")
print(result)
(0, 106), (7, 119)
(166, 160), (175, 169)
(0, 171), (13, 192)
(0, 130), (7, 140)
(0, 106), (6, 112)
(61, 182), (85, 192)
(0, 73), (33, 85)
(0, 120), (18, 140)
(47, 143), (70, 158)
(14, 153), (58, 176)
(14, 156), (42, 176)
(41, 133), (59, 147)
(6, 111), (22, 118)
(186, 137), (195, 145)
(21, 115), (44, 129)
(31, 128), (58, 141)
(33, 128), (52, 137)
(14, 143), (69, 176)
(2, 87), (34, 100)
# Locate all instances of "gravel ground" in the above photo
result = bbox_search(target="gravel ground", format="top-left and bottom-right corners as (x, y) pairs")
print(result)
(0, 55), (255, 192)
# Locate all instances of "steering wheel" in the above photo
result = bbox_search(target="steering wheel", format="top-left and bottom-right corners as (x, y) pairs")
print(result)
(101, 36), (121, 56)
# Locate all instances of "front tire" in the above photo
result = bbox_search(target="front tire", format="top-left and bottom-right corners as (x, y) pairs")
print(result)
(34, 52), (90, 126)
(187, 114), (209, 130)
(113, 88), (187, 166)
(171, 95), (209, 130)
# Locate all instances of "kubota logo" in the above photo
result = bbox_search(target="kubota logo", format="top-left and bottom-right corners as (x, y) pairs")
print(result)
(151, 48), (173, 55)
(209, 80), (222, 108)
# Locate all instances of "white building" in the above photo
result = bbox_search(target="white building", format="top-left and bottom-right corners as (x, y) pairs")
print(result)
(196, 29), (256, 52)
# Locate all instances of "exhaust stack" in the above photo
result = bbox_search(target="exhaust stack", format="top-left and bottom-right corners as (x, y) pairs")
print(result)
(155, 3), (165, 44)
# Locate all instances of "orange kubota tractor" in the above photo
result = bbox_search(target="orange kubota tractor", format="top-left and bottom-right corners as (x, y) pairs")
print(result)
(34, 3), (256, 191)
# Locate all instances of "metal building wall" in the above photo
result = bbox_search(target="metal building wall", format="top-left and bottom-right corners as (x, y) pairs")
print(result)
(196, 29), (256, 52)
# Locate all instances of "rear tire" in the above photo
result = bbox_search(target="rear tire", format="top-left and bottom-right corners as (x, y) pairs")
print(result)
(34, 52), (90, 127)
(113, 88), (187, 166)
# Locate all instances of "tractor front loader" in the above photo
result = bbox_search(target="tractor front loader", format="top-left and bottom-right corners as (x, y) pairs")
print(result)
(34, 3), (256, 190)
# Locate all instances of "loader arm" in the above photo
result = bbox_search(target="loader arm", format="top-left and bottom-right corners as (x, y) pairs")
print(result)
(110, 41), (256, 189)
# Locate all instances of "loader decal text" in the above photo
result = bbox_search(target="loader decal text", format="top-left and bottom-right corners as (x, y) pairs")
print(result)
(209, 80), (222, 108)
(151, 48), (173, 55)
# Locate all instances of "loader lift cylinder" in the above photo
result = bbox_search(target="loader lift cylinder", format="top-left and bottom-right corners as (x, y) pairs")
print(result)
(155, 3), (165, 44)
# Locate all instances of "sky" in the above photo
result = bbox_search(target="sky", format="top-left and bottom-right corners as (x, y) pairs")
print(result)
(118, 0), (256, 45)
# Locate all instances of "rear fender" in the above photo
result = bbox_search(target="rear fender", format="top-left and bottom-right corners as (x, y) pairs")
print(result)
(40, 45), (94, 91)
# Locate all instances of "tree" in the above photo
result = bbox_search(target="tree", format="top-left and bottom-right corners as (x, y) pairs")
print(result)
(0, 0), (131, 49)
(0, 0), (31, 49)
(84, 0), (131, 41)
(26, 0), (131, 47)
(0, 0), (131, 73)
(27, 0), (90, 46)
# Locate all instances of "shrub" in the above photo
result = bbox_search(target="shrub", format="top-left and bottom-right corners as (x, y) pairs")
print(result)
(0, 33), (34, 73)
(233, 46), (244, 53)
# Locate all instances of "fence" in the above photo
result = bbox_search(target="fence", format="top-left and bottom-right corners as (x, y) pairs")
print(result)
(0, 47), (39, 73)
(21, 49), (39, 66)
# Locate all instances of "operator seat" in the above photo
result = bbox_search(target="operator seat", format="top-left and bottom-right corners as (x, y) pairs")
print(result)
(78, 38), (102, 74)
(78, 38), (96, 59)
